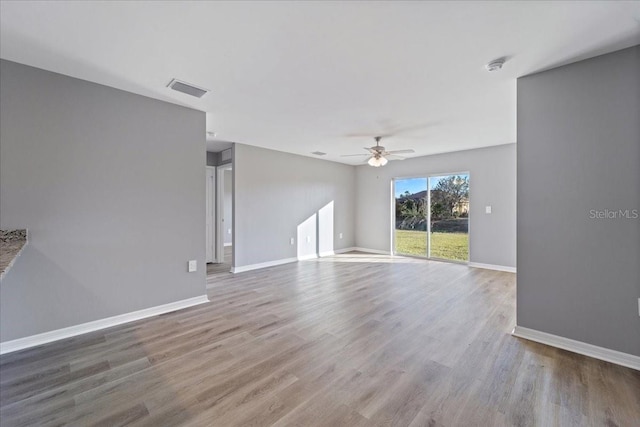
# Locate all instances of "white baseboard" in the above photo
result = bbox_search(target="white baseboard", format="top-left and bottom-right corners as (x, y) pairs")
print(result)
(231, 257), (298, 273)
(469, 262), (516, 273)
(0, 295), (210, 355)
(333, 247), (356, 254)
(512, 326), (640, 371)
(232, 249), (360, 273)
(351, 247), (392, 255)
(320, 247), (360, 257)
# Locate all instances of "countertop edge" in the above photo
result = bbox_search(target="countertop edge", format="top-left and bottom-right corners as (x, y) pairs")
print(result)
(0, 230), (28, 282)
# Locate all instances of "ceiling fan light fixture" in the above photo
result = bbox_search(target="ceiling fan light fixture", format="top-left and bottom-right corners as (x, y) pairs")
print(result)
(368, 155), (387, 167)
(343, 135), (408, 167)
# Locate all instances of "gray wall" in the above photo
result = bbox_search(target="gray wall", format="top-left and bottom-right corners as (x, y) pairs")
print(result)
(355, 144), (517, 268)
(0, 60), (207, 342)
(206, 148), (233, 167)
(206, 151), (217, 167)
(517, 46), (640, 356)
(233, 144), (356, 267)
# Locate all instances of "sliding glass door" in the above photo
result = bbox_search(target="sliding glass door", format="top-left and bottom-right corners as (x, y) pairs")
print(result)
(428, 174), (469, 262)
(393, 174), (469, 262)
(394, 178), (428, 256)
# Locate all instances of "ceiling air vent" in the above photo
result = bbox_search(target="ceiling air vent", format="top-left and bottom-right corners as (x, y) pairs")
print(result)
(312, 151), (327, 156)
(167, 78), (210, 98)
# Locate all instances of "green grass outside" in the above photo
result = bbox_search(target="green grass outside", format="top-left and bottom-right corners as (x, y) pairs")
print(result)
(395, 230), (469, 262)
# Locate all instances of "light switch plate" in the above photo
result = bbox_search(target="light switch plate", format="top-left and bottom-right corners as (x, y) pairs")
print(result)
(188, 260), (197, 272)
(485, 206), (492, 214)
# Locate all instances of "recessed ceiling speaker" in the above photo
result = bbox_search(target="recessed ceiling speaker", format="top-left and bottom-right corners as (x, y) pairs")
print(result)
(167, 78), (210, 98)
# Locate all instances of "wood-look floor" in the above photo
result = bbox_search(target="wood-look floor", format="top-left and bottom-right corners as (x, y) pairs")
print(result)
(207, 245), (233, 276)
(1, 252), (638, 426)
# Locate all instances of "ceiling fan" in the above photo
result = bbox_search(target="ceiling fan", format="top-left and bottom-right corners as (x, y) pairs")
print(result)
(341, 136), (415, 167)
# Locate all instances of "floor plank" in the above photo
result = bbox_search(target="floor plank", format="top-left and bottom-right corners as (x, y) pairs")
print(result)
(1, 252), (638, 426)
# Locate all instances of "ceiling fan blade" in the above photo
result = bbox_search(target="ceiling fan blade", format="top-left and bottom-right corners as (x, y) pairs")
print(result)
(344, 132), (394, 139)
(386, 149), (415, 154)
(385, 155), (407, 160)
(384, 121), (439, 136)
(344, 133), (375, 138)
(344, 121), (438, 140)
(340, 153), (370, 157)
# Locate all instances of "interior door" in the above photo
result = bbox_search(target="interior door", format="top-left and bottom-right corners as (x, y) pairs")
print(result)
(216, 164), (232, 264)
(206, 167), (215, 263)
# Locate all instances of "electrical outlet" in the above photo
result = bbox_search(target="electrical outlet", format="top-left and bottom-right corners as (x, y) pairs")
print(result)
(188, 260), (197, 273)
(485, 206), (492, 214)
(290, 237), (294, 245)
(339, 233), (343, 239)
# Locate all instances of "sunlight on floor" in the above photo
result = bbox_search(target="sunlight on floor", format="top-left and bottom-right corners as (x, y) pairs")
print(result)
(314, 252), (445, 264)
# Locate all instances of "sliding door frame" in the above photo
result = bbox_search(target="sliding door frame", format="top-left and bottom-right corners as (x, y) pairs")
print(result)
(391, 171), (471, 264)
(391, 175), (429, 258)
(426, 171), (471, 264)
(216, 163), (233, 264)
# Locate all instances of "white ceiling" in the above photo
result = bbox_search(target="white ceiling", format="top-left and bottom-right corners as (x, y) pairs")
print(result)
(1, 1), (639, 163)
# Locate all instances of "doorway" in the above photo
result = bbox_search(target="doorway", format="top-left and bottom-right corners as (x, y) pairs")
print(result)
(206, 166), (216, 263)
(393, 173), (469, 262)
(215, 164), (233, 271)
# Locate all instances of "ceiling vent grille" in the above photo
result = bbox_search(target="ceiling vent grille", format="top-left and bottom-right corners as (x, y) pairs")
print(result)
(312, 151), (327, 156)
(167, 78), (210, 98)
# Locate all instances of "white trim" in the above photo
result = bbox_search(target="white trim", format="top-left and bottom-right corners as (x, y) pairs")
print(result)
(230, 247), (398, 274)
(223, 242), (233, 247)
(231, 257), (298, 273)
(334, 247), (357, 254)
(469, 262), (516, 273)
(512, 326), (640, 371)
(319, 247), (361, 257)
(391, 179), (397, 256)
(230, 249), (361, 274)
(0, 295), (210, 355)
(351, 247), (392, 255)
(206, 166), (216, 263)
(216, 163), (232, 264)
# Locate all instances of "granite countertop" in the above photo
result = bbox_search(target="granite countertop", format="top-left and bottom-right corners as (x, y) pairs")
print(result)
(0, 229), (28, 280)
